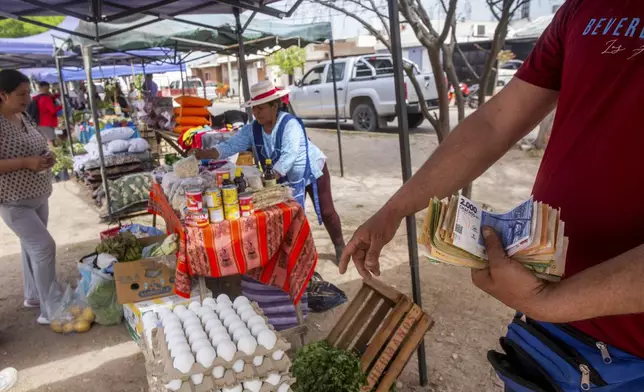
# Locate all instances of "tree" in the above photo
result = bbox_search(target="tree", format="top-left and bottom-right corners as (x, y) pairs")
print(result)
(0, 17), (65, 38)
(267, 46), (307, 85)
(476, 0), (529, 105)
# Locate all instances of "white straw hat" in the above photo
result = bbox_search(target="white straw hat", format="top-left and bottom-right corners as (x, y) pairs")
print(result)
(241, 80), (289, 108)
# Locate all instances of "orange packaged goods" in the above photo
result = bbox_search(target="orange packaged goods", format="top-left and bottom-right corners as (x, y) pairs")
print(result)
(173, 125), (191, 134)
(173, 107), (210, 117)
(174, 95), (211, 108)
(175, 116), (210, 126)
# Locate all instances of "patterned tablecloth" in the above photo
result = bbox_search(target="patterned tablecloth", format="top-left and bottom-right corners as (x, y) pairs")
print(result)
(148, 182), (317, 304)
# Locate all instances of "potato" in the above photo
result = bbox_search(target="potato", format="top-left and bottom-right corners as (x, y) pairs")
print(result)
(62, 322), (75, 334)
(50, 320), (64, 333)
(68, 305), (83, 317)
(81, 307), (95, 323)
(74, 320), (91, 333)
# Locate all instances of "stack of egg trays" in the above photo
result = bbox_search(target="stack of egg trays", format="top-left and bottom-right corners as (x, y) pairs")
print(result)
(154, 303), (294, 390)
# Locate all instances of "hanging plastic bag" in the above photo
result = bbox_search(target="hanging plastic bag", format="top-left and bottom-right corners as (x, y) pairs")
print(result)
(86, 270), (122, 326)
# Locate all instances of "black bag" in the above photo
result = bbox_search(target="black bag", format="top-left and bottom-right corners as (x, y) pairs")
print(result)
(26, 95), (43, 123)
(306, 272), (347, 313)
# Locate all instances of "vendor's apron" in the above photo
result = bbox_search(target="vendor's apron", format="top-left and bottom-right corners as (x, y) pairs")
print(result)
(251, 113), (322, 224)
(490, 313), (644, 392)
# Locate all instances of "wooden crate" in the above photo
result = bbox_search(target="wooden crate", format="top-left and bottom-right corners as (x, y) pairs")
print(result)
(327, 279), (434, 392)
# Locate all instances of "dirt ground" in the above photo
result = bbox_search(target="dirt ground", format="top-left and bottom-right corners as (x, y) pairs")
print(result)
(0, 126), (541, 392)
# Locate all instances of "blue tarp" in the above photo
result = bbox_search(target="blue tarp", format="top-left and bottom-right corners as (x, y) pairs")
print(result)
(30, 63), (186, 83)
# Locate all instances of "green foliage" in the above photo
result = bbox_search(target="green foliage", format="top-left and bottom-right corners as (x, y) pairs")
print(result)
(292, 341), (366, 392)
(267, 46), (307, 77)
(133, 74), (145, 92)
(52, 145), (73, 175)
(0, 17), (65, 38)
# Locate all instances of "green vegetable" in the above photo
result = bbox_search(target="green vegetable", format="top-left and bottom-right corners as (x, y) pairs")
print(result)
(292, 341), (366, 392)
(96, 232), (143, 262)
(164, 153), (181, 166)
(86, 270), (122, 325)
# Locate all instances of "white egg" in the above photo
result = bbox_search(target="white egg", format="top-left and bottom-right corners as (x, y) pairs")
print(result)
(211, 365), (225, 378)
(191, 337), (212, 353)
(190, 373), (204, 385)
(222, 385), (242, 392)
(272, 350), (285, 361)
(196, 346), (217, 367)
(184, 324), (205, 338)
(197, 306), (215, 319)
(179, 310), (197, 322)
(170, 342), (192, 358)
(226, 318), (245, 331)
(232, 328), (251, 343)
(211, 336), (232, 349)
(173, 352), (195, 373)
(163, 318), (182, 330)
(201, 313), (219, 325)
(277, 383), (290, 392)
(215, 301), (233, 315)
(253, 355), (264, 366)
(163, 324), (183, 337)
(243, 379), (262, 392)
(238, 307), (256, 322)
(188, 330), (209, 345)
(156, 307), (172, 317)
(219, 308), (236, 321)
(257, 329), (277, 350)
(183, 318), (203, 330)
(217, 340), (237, 362)
(250, 323), (268, 337)
(265, 372), (281, 386)
(216, 294), (232, 304)
(165, 379), (182, 391)
(209, 326), (230, 341)
(165, 331), (187, 344)
(232, 359), (245, 373)
(188, 301), (201, 312)
(204, 318), (223, 333)
(237, 334), (257, 355)
(203, 297), (217, 308)
(142, 311), (158, 322)
(232, 296), (250, 310)
(247, 315), (266, 329)
(173, 305), (187, 315)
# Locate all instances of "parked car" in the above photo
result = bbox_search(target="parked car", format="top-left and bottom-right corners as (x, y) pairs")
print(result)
(497, 59), (523, 87)
(161, 78), (206, 99)
(288, 55), (440, 132)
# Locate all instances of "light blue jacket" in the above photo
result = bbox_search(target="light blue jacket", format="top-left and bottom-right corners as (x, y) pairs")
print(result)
(214, 112), (326, 184)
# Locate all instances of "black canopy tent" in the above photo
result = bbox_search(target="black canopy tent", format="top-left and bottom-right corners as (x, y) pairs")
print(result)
(4, 0), (426, 386)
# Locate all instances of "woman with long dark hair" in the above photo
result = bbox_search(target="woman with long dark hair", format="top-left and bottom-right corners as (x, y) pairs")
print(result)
(0, 69), (57, 326)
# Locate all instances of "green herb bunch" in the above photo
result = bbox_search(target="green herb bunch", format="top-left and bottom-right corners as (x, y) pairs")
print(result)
(292, 341), (366, 392)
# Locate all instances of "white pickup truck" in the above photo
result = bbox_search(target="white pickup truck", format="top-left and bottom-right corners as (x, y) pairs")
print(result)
(288, 55), (439, 131)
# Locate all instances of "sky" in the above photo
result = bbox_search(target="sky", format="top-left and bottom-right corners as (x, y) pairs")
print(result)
(257, 0), (560, 39)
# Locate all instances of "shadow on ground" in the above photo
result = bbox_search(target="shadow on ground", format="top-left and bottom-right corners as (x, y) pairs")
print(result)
(0, 240), (133, 373)
(304, 120), (435, 135)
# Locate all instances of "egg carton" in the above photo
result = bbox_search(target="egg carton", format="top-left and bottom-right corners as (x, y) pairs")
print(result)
(165, 374), (295, 392)
(156, 326), (292, 387)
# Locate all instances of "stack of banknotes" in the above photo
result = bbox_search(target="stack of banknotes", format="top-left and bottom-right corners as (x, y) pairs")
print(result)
(419, 195), (568, 281)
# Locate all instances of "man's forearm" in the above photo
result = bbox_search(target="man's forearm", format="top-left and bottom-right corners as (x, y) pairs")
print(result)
(384, 79), (558, 219)
(538, 244), (644, 323)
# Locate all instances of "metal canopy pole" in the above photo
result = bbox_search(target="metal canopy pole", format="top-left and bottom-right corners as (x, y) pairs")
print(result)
(234, 8), (252, 119)
(328, 38), (344, 177)
(54, 55), (75, 156)
(387, 0), (428, 385)
(82, 45), (112, 219)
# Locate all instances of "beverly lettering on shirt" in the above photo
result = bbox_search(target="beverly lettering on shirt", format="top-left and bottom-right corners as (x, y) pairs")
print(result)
(582, 16), (644, 60)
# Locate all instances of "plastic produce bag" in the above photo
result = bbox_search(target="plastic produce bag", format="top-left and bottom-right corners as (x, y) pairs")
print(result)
(173, 155), (199, 178)
(86, 270), (122, 325)
(46, 281), (96, 334)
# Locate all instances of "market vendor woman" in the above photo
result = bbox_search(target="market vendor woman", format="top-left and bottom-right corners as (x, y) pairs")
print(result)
(194, 80), (345, 264)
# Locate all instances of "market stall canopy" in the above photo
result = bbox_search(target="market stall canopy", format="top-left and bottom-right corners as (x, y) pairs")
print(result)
(70, 15), (332, 55)
(4, 0), (288, 23)
(25, 62), (185, 83)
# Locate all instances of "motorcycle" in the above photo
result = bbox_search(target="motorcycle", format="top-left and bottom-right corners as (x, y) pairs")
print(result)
(465, 84), (480, 109)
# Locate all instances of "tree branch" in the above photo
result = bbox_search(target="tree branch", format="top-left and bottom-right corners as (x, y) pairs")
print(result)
(368, 0), (390, 37)
(437, 0), (458, 45)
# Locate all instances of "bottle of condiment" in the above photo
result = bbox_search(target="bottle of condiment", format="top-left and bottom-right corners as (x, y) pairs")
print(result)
(222, 173), (234, 188)
(263, 158), (277, 188)
(234, 167), (247, 193)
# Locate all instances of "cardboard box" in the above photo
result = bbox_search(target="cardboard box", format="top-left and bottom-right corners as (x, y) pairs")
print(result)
(124, 288), (212, 343)
(114, 235), (177, 304)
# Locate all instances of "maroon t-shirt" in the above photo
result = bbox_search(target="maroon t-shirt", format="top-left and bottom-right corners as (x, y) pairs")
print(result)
(516, 0), (644, 357)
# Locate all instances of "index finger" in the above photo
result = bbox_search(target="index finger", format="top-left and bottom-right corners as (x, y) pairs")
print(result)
(339, 235), (360, 275)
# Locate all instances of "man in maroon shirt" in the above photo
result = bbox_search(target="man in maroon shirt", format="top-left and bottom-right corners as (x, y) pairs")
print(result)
(340, 0), (644, 389)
